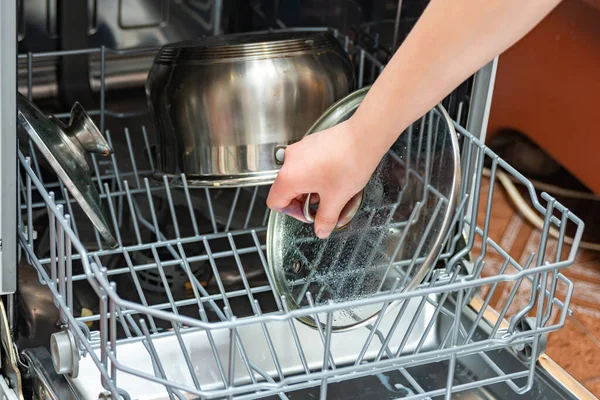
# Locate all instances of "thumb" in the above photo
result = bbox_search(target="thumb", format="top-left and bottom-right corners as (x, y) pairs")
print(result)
(313, 195), (348, 239)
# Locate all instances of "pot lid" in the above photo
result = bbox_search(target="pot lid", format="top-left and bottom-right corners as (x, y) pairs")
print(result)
(18, 93), (118, 248)
(267, 86), (461, 331)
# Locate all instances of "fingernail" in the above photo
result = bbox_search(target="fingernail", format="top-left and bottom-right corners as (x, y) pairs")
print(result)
(315, 228), (331, 239)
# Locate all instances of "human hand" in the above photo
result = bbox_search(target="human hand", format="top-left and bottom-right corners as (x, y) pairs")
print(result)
(266, 118), (382, 239)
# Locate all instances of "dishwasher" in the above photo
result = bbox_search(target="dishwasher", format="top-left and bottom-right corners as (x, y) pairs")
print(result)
(0, 0), (593, 399)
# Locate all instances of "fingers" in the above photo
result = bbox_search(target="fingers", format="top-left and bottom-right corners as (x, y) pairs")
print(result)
(266, 167), (299, 212)
(313, 195), (348, 239)
(279, 197), (310, 223)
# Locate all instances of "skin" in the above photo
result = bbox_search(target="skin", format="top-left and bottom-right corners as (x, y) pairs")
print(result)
(267, 0), (563, 239)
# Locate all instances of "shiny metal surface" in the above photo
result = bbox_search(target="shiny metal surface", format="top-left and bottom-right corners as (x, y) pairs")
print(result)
(17, 0), (222, 100)
(18, 0), (220, 52)
(267, 87), (461, 331)
(17, 93), (117, 248)
(146, 29), (355, 187)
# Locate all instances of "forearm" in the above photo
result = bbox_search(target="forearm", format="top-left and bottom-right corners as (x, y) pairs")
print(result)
(350, 0), (562, 158)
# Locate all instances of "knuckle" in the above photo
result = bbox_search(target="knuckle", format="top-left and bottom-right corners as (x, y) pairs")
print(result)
(315, 214), (339, 226)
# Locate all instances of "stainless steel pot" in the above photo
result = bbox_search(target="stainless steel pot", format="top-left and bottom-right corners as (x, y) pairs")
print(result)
(146, 29), (355, 187)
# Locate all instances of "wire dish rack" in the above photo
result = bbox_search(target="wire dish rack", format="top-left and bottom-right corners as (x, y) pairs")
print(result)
(17, 28), (583, 400)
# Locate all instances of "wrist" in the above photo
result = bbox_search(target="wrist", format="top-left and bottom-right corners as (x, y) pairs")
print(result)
(346, 110), (397, 168)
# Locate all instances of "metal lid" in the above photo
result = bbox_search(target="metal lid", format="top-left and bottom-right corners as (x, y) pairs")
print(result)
(267, 87), (461, 331)
(17, 93), (118, 248)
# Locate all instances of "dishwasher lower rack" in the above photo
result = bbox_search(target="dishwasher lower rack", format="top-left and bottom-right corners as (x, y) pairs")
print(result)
(16, 108), (583, 400)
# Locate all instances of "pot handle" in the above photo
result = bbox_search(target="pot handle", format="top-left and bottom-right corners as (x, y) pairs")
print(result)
(273, 145), (363, 229)
(303, 191), (364, 230)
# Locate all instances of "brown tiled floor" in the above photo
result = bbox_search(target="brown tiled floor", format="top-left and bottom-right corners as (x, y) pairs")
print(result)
(475, 176), (600, 397)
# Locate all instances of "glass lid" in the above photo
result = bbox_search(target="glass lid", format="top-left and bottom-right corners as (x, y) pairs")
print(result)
(267, 86), (461, 331)
(18, 93), (118, 249)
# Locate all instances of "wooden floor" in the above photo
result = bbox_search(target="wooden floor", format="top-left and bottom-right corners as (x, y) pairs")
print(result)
(475, 176), (600, 397)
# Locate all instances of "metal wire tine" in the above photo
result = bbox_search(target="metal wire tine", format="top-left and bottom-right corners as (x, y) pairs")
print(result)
(181, 174), (200, 237)
(280, 296), (310, 374)
(414, 267), (462, 354)
(123, 180), (143, 245)
(542, 268), (559, 326)
(250, 231), (283, 311)
(225, 188), (241, 232)
(555, 209), (569, 263)
(90, 153), (105, 194)
(447, 143), (485, 269)
(227, 234), (258, 312)
(103, 183), (123, 247)
(394, 270), (442, 358)
(358, 49), (365, 88)
(355, 277), (401, 365)
(175, 243), (227, 321)
(456, 101), (464, 126)
(204, 188), (218, 233)
(391, 0), (404, 52)
(124, 128), (141, 188)
(319, 304), (334, 400)
(124, 313), (143, 337)
(57, 206), (67, 324)
(116, 306), (133, 338)
(537, 196), (556, 267)
(26, 157), (34, 253)
(421, 111), (434, 202)
(374, 295), (413, 362)
(197, 306), (228, 389)
(304, 292), (336, 370)
(398, 198), (445, 289)
(59, 183), (80, 239)
(537, 270), (549, 327)
(162, 175), (181, 239)
(109, 282), (118, 387)
(144, 178), (162, 242)
(122, 250), (159, 334)
(253, 300), (284, 380)
(242, 187), (259, 230)
(449, 138), (474, 253)
(65, 214), (74, 316)
(202, 237), (233, 311)
(403, 122), (413, 185)
(441, 194), (469, 259)
(150, 246), (185, 326)
(464, 258), (511, 344)
(47, 191), (57, 289)
(375, 201), (422, 293)
(508, 273), (541, 333)
(445, 288), (464, 400)
(100, 46), (106, 134)
(227, 314), (236, 400)
(142, 126), (155, 172)
(99, 291), (110, 392)
(262, 206), (270, 227)
(490, 253), (535, 338)
(138, 319), (184, 400)
(399, 367), (427, 397)
(105, 130), (123, 191)
(27, 140), (44, 185)
(223, 307), (258, 386)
